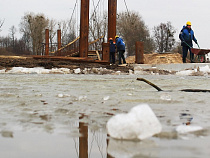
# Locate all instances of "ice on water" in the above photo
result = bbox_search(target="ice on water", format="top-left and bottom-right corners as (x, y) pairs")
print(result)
(107, 104), (162, 140)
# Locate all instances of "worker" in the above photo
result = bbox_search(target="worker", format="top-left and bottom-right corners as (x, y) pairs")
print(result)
(179, 21), (198, 63)
(115, 35), (126, 65)
(109, 38), (116, 64)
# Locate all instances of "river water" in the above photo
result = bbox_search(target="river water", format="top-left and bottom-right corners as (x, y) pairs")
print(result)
(0, 73), (210, 158)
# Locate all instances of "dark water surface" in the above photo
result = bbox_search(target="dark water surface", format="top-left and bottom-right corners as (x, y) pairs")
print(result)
(1, 74), (210, 158)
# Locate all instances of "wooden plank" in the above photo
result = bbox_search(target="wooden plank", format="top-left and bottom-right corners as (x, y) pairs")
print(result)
(96, 50), (101, 61)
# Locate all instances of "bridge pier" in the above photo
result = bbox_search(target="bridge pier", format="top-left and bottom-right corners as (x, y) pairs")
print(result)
(108, 0), (117, 42)
(45, 29), (49, 56)
(79, 0), (90, 58)
(57, 29), (61, 56)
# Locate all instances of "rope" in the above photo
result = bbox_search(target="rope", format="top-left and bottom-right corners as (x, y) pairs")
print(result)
(123, 0), (130, 16)
(89, 0), (102, 21)
(88, 35), (104, 45)
(63, 0), (78, 38)
(51, 35), (104, 54)
(50, 36), (80, 54)
(51, 0), (105, 55)
(69, 0), (78, 27)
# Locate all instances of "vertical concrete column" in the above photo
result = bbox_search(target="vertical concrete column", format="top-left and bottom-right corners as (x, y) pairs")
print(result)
(45, 29), (49, 56)
(57, 29), (61, 56)
(135, 41), (144, 64)
(79, 0), (89, 57)
(108, 0), (117, 42)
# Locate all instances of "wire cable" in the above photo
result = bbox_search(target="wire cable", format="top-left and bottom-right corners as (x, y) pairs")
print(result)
(123, 0), (130, 16)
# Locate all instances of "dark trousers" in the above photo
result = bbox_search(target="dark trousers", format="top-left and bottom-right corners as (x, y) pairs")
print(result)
(110, 52), (115, 64)
(118, 50), (126, 64)
(182, 46), (194, 63)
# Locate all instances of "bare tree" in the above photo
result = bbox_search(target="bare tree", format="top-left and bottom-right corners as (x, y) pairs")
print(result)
(117, 11), (154, 56)
(153, 21), (176, 53)
(58, 19), (77, 45)
(9, 25), (17, 49)
(89, 11), (108, 50)
(19, 12), (49, 55)
(48, 19), (57, 52)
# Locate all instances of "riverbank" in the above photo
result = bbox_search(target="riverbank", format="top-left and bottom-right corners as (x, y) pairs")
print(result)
(1, 54), (210, 76)
(0, 55), (133, 74)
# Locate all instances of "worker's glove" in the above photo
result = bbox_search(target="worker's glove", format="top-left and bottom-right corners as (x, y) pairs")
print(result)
(181, 40), (185, 46)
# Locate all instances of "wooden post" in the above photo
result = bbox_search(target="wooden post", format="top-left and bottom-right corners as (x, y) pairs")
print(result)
(79, 0), (89, 57)
(108, 0), (117, 42)
(45, 29), (49, 56)
(135, 41), (144, 64)
(79, 116), (88, 158)
(107, 136), (114, 158)
(57, 29), (61, 56)
(102, 43), (110, 61)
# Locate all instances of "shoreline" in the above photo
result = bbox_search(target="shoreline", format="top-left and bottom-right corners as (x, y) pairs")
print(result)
(1, 55), (210, 76)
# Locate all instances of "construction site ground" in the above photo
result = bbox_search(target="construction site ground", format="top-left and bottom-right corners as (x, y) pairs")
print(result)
(0, 53), (183, 73)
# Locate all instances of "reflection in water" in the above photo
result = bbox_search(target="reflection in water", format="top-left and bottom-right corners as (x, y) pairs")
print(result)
(78, 115), (114, 158)
(107, 138), (157, 158)
(79, 116), (88, 158)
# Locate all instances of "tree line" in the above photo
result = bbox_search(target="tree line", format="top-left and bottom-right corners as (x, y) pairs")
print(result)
(0, 11), (179, 56)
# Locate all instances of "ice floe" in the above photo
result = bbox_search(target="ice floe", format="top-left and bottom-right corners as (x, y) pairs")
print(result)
(106, 104), (162, 140)
(176, 125), (203, 134)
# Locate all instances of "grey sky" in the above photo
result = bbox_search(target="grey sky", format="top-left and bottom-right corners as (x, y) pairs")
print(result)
(1, 0), (210, 48)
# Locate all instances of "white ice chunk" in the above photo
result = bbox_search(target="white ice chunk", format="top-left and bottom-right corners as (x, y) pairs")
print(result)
(107, 104), (162, 140)
(57, 94), (64, 98)
(74, 68), (81, 74)
(160, 93), (171, 101)
(78, 96), (87, 101)
(176, 125), (203, 134)
(57, 94), (71, 98)
(103, 96), (110, 101)
(200, 65), (210, 73)
(176, 70), (194, 76)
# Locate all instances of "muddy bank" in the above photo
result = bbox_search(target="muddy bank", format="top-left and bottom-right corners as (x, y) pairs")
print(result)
(0, 55), (133, 73)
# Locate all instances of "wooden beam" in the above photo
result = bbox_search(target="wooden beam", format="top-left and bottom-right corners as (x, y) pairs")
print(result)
(79, 0), (89, 57)
(108, 0), (117, 42)
(57, 29), (61, 56)
(45, 29), (49, 56)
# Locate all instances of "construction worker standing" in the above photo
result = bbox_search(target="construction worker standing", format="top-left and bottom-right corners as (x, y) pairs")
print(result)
(115, 35), (126, 65)
(179, 21), (198, 63)
(109, 38), (116, 64)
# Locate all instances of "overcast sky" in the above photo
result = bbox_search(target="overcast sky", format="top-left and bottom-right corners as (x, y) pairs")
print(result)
(1, 0), (210, 48)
